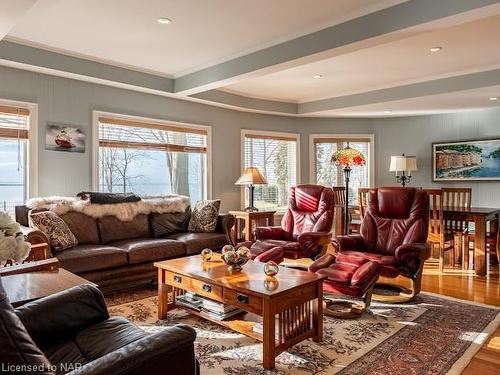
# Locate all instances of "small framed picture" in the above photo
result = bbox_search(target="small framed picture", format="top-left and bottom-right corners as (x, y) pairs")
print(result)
(432, 138), (500, 181)
(46, 124), (85, 153)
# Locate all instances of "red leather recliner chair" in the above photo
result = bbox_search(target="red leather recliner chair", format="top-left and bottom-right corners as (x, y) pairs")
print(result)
(326, 187), (430, 302)
(251, 184), (334, 260)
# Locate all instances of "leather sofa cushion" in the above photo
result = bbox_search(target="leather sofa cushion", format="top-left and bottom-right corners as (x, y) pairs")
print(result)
(57, 245), (128, 273)
(60, 211), (100, 245)
(167, 232), (227, 255)
(0, 280), (53, 373)
(337, 251), (400, 278)
(150, 209), (190, 238)
(99, 214), (150, 243)
(251, 239), (301, 259)
(110, 238), (186, 264)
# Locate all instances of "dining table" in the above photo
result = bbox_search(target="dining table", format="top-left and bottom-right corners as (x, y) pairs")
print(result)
(442, 206), (500, 276)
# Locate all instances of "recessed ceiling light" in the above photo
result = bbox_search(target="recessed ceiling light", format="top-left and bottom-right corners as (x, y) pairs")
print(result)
(313, 74), (323, 79)
(430, 46), (442, 52)
(157, 17), (172, 24)
(489, 97), (498, 101)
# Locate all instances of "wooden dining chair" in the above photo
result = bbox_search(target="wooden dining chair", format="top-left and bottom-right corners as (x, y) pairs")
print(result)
(425, 189), (456, 273)
(442, 188), (472, 269)
(332, 186), (346, 206)
(357, 188), (370, 218)
(464, 217), (499, 269)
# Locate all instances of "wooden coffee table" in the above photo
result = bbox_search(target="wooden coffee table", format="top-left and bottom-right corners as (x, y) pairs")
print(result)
(155, 254), (325, 369)
(1, 264), (93, 307)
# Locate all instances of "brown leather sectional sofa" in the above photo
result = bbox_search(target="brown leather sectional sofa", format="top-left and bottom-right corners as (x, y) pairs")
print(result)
(16, 206), (235, 289)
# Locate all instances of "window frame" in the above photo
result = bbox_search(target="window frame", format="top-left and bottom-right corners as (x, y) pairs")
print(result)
(0, 99), (38, 202)
(240, 129), (301, 212)
(92, 111), (212, 199)
(309, 133), (375, 188)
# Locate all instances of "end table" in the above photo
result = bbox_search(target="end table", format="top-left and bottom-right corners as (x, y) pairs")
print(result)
(229, 210), (275, 242)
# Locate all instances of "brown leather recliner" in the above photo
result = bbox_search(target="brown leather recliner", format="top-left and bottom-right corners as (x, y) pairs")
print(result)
(0, 279), (199, 375)
(252, 184), (334, 259)
(329, 187), (430, 302)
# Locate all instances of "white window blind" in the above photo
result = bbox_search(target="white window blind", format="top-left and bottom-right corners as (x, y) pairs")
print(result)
(97, 116), (208, 202)
(243, 133), (298, 212)
(313, 137), (371, 205)
(0, 106), (30, 215)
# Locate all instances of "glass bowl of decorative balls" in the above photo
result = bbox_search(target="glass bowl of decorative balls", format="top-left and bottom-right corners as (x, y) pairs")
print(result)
(220, 244), (250, 272)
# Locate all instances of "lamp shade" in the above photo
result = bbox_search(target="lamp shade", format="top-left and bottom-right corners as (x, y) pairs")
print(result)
(235, 167), (268, 185)
(331, 145), (366, 167)
(389, 155), (418, 172)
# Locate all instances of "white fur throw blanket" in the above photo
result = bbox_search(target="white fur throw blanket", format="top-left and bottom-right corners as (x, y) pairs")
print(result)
(26, 195), (190, 221)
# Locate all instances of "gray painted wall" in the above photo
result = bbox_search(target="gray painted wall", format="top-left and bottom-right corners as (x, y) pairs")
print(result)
(0, 66), (301, 211)
(1, 65), (499, 209)
(299, 110), (500, 206)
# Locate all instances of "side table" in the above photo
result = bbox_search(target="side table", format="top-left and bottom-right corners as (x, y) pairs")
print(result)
(229, 210), (275, 242)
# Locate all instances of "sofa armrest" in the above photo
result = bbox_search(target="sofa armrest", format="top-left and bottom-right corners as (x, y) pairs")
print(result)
(69, 325), (197, 375)
(19, 225), (53, 259)
(331, 235), (366, 252)
(395, 243), (430, 264)
(216, 213), (236, 245)
(15, 284), (108, 349)
(253, 226), (284, 240)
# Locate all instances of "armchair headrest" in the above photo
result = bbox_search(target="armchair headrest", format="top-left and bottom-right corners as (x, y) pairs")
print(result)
(292, 184), (329, 212)
(368, 187), (423, 219)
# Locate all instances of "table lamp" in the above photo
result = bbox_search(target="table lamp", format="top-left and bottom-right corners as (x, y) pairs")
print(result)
(235, 167), (268, 212)
(331, 143), (366, 235)
(389, 154), (418, 187)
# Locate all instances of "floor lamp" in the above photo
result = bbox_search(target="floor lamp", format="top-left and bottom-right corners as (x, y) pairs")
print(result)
(331, 143), (366, 235)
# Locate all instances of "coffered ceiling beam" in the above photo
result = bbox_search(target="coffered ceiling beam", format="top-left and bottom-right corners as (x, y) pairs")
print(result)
(0, 0), (37, 40)
(174, 0), (500, 95)
(191, 90), (298, 115)
(298, 69), (500, 114)
(0, 41), (174, 93)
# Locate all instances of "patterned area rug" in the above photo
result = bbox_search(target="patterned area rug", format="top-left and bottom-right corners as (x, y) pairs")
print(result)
(107, 292), (499, 375)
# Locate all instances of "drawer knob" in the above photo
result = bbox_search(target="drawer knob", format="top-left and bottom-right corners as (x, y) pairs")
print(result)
(202, 284), (212, 293)
(173, 275), (182, 283)
(237, 293), (249, 304)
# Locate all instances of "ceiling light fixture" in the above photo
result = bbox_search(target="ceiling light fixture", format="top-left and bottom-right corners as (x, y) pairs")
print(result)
(384, 110), (393, 114)
(313, 74), (323, 79)
(157, 17), (172, 25)
(430, 46), (442, 52)
(489, 97), (498, 101)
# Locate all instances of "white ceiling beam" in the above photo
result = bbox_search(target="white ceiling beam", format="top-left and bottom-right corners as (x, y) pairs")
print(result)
(298, 69), (500, 114)
(174, 0), (500, 95)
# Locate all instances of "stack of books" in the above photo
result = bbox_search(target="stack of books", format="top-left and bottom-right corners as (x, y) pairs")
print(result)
(175, 292), (244, 320)
(201, 298), (245, 320)
(175, 292), (203, 311)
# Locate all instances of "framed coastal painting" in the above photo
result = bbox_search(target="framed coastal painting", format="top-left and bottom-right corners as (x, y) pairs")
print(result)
(432, 138), (500, 181)
(46, 124), (85, 153)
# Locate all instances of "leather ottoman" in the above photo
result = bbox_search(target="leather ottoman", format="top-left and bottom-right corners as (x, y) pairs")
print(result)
(309, 254), (380, 318)
(235, 241), (284, 264)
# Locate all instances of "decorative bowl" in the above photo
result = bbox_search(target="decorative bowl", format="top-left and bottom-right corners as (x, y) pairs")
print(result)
(221, 245), (250, 272)
(200, 248), (213, 262)
(264, 261), (279, 277)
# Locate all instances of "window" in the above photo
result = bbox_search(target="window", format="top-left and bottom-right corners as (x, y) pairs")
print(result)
(0, 105), (31, 216)
(310, 134), (373, 205)
(242, 130), (299, 212)
(95, 114), (209, 202)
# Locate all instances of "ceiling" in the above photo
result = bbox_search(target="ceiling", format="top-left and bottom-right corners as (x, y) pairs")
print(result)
(5, 0), (404, 77)
(0, 0), (500, 117)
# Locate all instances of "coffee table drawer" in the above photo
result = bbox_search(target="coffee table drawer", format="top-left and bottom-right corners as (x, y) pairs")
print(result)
(224, 289), (262, 314)
(165, 271), (192, 290)
(191, 279), (223, 302)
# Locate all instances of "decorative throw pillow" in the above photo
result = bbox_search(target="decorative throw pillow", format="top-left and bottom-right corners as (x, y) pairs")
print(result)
(29, 211), (78, 252)
(188, 200), (221, 233)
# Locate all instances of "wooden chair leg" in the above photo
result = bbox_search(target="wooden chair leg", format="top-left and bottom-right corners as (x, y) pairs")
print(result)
(439, 244), (444, 273)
